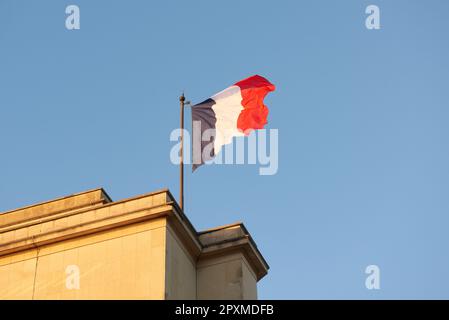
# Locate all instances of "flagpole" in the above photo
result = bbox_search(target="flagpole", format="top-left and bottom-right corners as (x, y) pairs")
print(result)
(179, 93), (185, 211)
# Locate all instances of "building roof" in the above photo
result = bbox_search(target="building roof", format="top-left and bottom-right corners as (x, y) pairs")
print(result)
(0, 188), (269, 280)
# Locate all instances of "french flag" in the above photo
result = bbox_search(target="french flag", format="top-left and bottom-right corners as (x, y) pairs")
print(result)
(191, 75), (275, 171)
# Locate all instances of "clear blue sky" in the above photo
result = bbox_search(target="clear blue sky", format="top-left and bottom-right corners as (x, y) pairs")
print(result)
(1, 0), (449, 299)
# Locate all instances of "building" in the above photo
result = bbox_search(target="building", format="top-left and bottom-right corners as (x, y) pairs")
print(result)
(0, 188), (268, 299)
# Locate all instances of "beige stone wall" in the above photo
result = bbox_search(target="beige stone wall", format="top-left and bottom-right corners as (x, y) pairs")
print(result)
(241, 257), (258, 299)
(0, 250), (37, 299)
(165, 225), (197, 299)
(196, 252), (258, 300)
(0, 218), (167, 300)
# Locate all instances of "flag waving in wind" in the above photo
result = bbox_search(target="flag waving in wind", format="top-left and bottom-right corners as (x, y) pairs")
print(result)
(191, 75), (276, 171)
